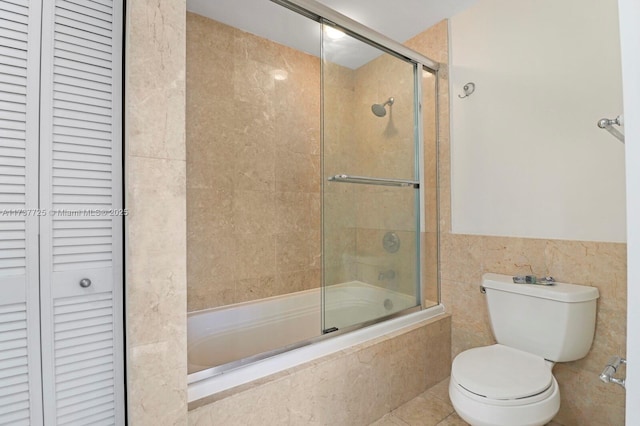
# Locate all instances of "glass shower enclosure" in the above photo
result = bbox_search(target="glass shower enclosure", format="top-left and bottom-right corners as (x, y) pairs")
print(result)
(185, 0), (440, 378)
(321, 20), (437, 333)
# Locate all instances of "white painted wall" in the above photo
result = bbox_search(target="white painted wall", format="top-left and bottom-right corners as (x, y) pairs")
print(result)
(618, 0), (640, 422)
(450, 0), (626, 242)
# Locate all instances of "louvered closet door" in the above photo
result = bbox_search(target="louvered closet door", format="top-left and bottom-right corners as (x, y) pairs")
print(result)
(38, 0), (124, 424)
(0, 0), (43, 424)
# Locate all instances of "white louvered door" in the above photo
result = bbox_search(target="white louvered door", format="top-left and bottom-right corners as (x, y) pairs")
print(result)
(0, 0), (124, 424)
(0, 0), (43, 424)
(38, 0), (124, 424)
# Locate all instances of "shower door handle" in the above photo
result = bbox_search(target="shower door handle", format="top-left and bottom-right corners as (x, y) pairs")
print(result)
(328, 174), (419, 188)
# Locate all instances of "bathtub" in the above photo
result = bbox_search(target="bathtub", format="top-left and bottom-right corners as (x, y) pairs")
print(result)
(187, 281), (445, 402)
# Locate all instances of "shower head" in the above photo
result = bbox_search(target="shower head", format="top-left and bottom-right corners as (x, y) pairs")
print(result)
(371, 97), (394, 117)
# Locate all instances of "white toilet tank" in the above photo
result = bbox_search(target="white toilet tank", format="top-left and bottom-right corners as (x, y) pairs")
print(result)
(482, 273), (599, 362)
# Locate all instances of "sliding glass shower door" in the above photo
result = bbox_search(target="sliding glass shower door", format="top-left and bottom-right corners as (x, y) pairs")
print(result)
(322, 22), (424, 333)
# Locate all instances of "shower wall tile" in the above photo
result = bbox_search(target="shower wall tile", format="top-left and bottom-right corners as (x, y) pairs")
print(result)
(276, 231), (314, 273)
(424, 186), (439, 234)
(235, 234), (277, 280)
(422, 232), (439, 306)
(186, 12), (323, 310)
(125, 0), (188, 422)
(276, 269), (319, 294)
(323, 191), (357, 227)
(235, 276), (278, 304)
(234, 142), (276, 192)
(275, 115), (320, 156)
(274, 150), (321, 193)
(309, 193), (322, 230)
(275, 192), (310, 233)
(355, 228), (418, 297)
(322, 59), (358, 290)
(187, 280), (235, 313)
(352, 54), (416, 181)
(187, 187), (234, 233)
(187, 150), (235, 191)
(232, 190), (277, 235)
(354, 188), (417, 232)
(405, 20), (449, 65)
(188, 315), (451, 424)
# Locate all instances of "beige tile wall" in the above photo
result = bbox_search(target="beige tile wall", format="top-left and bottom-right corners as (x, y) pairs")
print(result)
(323, 62), (358, 287)
(125, 0), (188, 424)
(415, 19), (628, 426)
(186, 13), (321, 311)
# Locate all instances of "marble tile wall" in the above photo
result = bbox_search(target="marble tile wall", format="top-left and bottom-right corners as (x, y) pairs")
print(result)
(323, 62), (358, 287)
(414, 19), (628, 426)
(186, 13), (321, 311)
(125, 0), (188, 424)
(188, 315), (451, 424)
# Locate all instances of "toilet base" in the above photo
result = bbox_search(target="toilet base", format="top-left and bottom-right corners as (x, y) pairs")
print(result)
(449, 375), (560, 426)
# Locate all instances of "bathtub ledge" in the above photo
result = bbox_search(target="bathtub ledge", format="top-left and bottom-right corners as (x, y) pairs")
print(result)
(188, 304), (447, 408)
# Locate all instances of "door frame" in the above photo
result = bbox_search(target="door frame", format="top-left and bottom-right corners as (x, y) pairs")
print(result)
(618, 0), (640, 423)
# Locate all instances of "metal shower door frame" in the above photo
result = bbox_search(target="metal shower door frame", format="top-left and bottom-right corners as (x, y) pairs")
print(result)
(275, 0), (441, 333)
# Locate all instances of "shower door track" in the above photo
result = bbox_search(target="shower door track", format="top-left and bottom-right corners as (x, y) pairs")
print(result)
(270, 0), (440, 72)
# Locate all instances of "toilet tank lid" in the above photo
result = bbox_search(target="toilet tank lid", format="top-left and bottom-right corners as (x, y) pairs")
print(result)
(482, 273), (600, 303)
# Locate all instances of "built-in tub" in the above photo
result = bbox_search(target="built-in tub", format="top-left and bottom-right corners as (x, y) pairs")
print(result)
(187, 281), (445, 403)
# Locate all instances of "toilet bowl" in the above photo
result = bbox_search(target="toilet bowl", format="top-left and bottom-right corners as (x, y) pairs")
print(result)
(448, 273), (599, 426)
(449, 344), (560, 426)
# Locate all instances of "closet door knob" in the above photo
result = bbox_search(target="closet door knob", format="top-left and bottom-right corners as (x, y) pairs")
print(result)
(79, 278), (92, 288)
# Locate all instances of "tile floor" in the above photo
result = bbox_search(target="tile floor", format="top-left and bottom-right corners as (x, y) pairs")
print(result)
(369, 378), (563, 426)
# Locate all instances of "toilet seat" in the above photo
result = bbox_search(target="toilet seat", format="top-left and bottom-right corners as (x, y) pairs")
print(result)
(451, 344), (553, 401)
(449, 344), (560, 426)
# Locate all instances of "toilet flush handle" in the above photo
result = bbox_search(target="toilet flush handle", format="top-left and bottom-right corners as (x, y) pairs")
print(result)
(479, 285), (486, 294)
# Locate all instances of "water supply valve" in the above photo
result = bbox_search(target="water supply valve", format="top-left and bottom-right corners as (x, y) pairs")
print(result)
(600, 355), (626, 389)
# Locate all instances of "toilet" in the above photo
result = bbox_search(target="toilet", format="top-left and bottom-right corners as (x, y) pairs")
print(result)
(449, 273), (599, 426)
